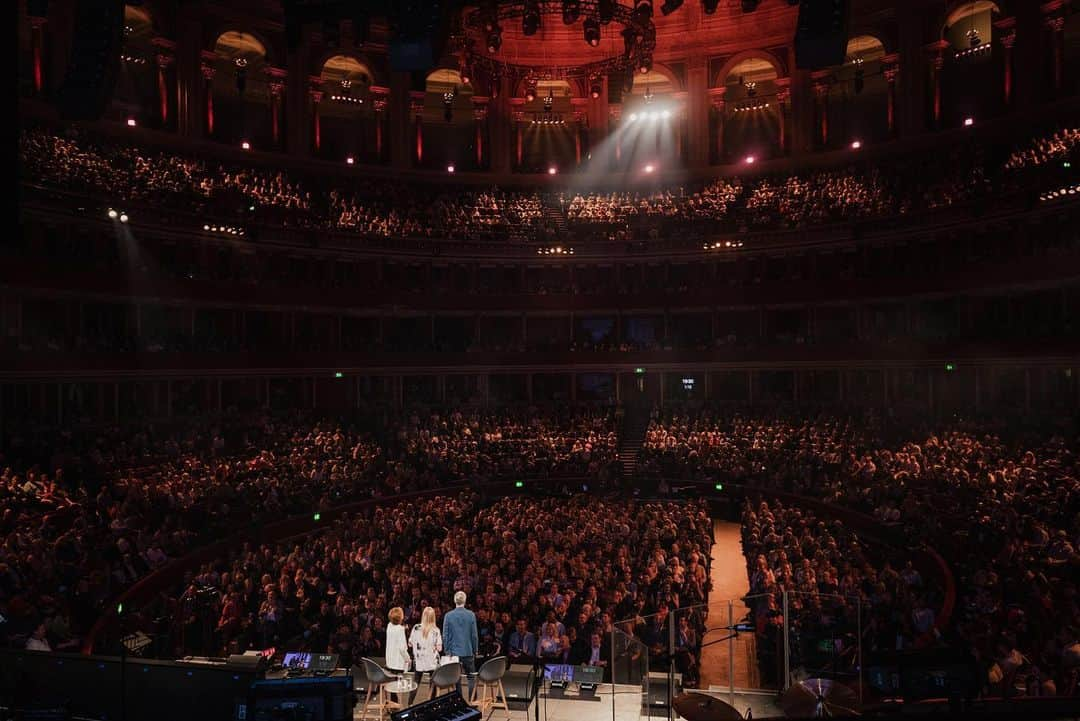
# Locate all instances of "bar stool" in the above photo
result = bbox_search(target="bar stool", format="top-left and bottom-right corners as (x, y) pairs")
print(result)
(360, 657), (395, 719)
(429, 662), (462, 699)
(471, 656), (510, 719)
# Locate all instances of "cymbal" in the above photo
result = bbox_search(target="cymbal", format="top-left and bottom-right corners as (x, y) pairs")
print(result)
(672, 692), (743, 721)
(780, 678), (859, 718)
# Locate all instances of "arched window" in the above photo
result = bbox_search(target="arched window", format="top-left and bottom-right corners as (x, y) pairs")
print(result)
(318, 56), (376, 161)
(722, 57), (780, 160)
(111, 5), (156, 124)
(211, 31), (270, 147)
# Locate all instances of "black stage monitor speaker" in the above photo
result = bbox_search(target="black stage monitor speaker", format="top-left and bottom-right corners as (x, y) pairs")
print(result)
(56, 0), (124, 119)
(644, 671), (682, 717)
(794, 0), (850, 70)
(503, 664), (537, 709)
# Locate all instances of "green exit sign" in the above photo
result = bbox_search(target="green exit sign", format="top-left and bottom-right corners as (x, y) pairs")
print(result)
(334, 372), (344, 378)
(635, 367), (645, 374)
(313, 512), (321, 521)
(515, 481), (524, 488)
(945, 363), (956, 372)
(714, 483), (723, 491)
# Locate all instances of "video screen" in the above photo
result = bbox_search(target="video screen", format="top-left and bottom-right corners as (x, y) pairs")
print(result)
(575, 665), (603, 684)
(282, 652), (312, 670)
(543, 664), (574, 683)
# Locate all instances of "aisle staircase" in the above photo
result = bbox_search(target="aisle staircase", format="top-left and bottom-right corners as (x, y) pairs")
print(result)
(541, 196), (569, 235)
(618, 405), (652, 479)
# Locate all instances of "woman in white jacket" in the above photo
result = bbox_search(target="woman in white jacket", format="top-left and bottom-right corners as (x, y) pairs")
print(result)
(386, 607), (413, 704)
(409, 607), (443, 698)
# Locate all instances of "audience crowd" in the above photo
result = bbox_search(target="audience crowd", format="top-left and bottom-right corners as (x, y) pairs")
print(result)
(0, 407), (617, 654)
(642, 409), (1080, 697)
(19, 123), (1076, 244)
(166, 494), (712, 685)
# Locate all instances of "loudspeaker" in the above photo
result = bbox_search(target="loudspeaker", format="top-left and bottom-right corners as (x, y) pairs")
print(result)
(644, 671), (681, 717)
(56, 0), (124, 119)
(794, 0), (850, 70)
(503, 664), (537, 709)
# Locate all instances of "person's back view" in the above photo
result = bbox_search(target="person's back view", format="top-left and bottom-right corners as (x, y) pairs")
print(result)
(442, 591), (478, 698)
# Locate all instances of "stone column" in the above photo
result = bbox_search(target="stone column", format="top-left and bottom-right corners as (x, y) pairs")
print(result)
(309, 80), (324, 153)
(925, 40), (949, 128)
(608, 104), (623, 167)
(266, 67), (286, 148)
(29, 15), (47, 95)
(993, 18), (1016, 106)
(812, 72), (832, 147)
(585, 74), (609, 151)
(882, 53), (899, 136)
(708, 87), (725, 162)
(774, 79), (790, 155)
(410, 90), (425, 166)
(472, 96), (490, 168)
(370, 85), (389, 162)
(200, 55), (216, 136)
(1043, 8), (1065, 93)
(153, 38), (175, 127)
(686, 56), (709, 168)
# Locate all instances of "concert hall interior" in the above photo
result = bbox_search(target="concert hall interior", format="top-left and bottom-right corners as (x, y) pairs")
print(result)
(5, 0), (1080, 720)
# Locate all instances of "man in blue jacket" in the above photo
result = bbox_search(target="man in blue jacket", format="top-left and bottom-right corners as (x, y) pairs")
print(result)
(442, 591), (479, 698)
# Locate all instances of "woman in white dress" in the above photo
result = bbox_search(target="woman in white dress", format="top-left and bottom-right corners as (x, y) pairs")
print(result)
(386, 607), (413, 705)
(409, 607), (443, 699)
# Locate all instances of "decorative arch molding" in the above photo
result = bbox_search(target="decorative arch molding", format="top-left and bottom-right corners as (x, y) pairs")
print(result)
(636, 61), (684, 93)
(207, 26), (273, 65)
(845, 24), (896, 55)
(316, 51), (381, 86)
(713, 48), (786, 88)
(941, 0), (1003, 38)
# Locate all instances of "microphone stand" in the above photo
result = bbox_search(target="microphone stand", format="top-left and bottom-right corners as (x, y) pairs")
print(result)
(532, 653), (542, 721)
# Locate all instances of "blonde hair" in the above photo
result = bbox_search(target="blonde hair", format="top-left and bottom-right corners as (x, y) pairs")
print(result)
(421, 607), (436, 638)
(389, 607), (404, 625)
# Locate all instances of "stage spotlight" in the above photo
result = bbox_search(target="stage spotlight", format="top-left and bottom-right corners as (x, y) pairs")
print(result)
(644, 164), (655, 173)
(447, 164), (455, 173)
(661, 109), (671, 118)
(107, 208), (118, 219)
(119, 213), (129, 224)
(589, 76), (602, 98)
(660, 0), (683, 15)
(639, 54), (653, 73)
(460, 64), (471, 84)
(548, 166), (558, 175)
(702, 0), (720, 12)
(744, 155), (756, 164)
(523, 0), (540, 35)
(599, 0), (615, 23)
(621, 27), (639, 55)
(562, 0), (580, 24)
(850, 140), (861, 149)
(584, 17), (601, 46)
(629, 112), (638, 122)
(741, 0), (760, 11)
(634, 0), (653, 22)
(126, 117), (136, 127)
(487, 26), (502, 53)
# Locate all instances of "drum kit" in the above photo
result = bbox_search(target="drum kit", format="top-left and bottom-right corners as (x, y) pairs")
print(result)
(671, 677), (860, 720)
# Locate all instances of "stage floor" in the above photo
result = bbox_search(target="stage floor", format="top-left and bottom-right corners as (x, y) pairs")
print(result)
(354, 684), (785, 721)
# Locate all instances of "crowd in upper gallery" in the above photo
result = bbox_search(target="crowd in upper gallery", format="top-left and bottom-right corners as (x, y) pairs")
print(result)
(17, 123), (1078, 243)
